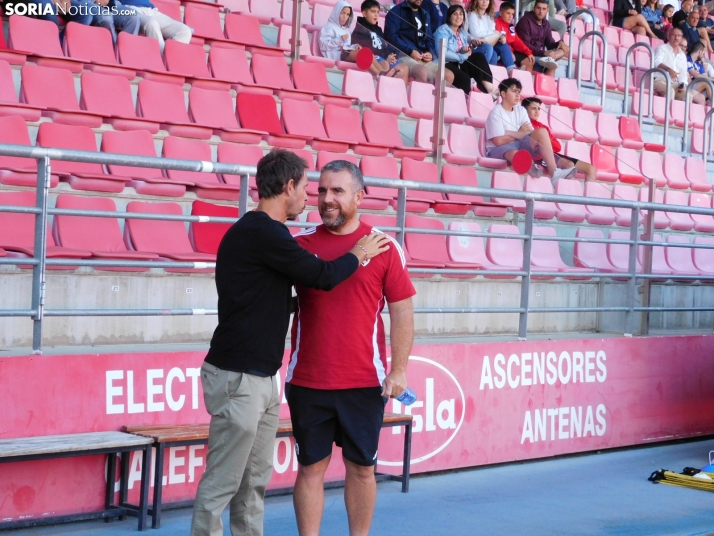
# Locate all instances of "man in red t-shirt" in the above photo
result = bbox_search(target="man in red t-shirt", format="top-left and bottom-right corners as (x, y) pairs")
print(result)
(287, 159), (416, 536)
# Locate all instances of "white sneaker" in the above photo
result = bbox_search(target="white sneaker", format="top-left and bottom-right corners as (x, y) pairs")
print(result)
(537, 56), (558, 69)
(551, 167), (578, 183)
(529, 162), (543, 178)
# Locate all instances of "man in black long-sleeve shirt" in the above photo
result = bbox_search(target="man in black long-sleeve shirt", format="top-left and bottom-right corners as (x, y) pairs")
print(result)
(191, 150), (389, 536)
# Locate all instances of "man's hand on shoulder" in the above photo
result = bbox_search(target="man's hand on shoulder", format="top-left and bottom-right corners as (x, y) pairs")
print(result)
(382, 369), (407, 399)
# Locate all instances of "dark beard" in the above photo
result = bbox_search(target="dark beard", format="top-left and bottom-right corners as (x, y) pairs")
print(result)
(321, 210), (347, 231)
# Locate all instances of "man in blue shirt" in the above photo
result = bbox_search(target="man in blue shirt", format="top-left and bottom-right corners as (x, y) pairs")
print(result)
(34, 0), (140, 42)
(118, 0), (192, 51)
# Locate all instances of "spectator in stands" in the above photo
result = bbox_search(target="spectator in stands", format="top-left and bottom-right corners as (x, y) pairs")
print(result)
(661, 4), (675, 33)
(642, 0), (668, 39)
(353, 0), (411, 83)
(288, 160), (414, 536)
(519, 0), (568, 38)
(485, 78), (577, 183)
(385, 0), (455, 84)
(35, 0), (140, 42)
(672, 0), (693, 27)
(522, 97), (597, 181)
(687, 41), (714, 101)
(319, 2), (361, 64)
(119, 0), (192, 52)
(515, 0), (570, 76)
(700, 5), (714, 36)
(653, 26), (706, 102)
(424, 0), (449, 31)
(613, 0), (659, 39)
(435, 4), (498, 97)
(496, 2), (536, 71)
(681, 8), (714, 54)
(466, 0), (517, 72)
(190, 150), (389, 536)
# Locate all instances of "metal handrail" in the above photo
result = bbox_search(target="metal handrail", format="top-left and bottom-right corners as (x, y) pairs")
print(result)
(432, 38), (447, 180)
(290, 0), (303, 61)
(637, 67), (671, 148)
(622, 42), (654, 115)
(702, 107), (714, 160)
(683, 78), (714, 153)
(575, 30), (608, 111)
(567, 8), (600, 78)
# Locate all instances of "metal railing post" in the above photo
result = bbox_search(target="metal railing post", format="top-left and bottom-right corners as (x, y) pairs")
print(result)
(640, 188), (656, 336)
(567, 9), (599, 78)
(290, 0), (303, 61)
(396, 188), (407, 248)
(702, 108), (714, 160)
(682, 79), (714, 153)
(575, 30), (608, 111)
(622, 42), (654, 115)
(31, 156), (51, 354)
(638, 67), (671, 149)
(623, 209), (640, 337)
(517, 199), (535, 340)
(432, 38), (447, 178)
(239, 173), (249, 215)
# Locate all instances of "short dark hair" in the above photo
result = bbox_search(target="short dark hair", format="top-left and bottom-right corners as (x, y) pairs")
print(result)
(689, 40), (706, 55)
(255, 149), (307, 200)
(499, 2), (516, 12)
(498, 77), (522, 94)
(361, 0), (380, 11)
(534, 0), (549, 7)
(521, 97), (542, 108)
(320, 159), (365, 192)
(445, 4), (466, 28)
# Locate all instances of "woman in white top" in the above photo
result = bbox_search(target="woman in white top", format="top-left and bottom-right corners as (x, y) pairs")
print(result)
(466, 0), (516, 73)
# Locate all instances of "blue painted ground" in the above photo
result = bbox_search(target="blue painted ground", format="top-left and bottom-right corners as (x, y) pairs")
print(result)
(9, 438), (714, 535)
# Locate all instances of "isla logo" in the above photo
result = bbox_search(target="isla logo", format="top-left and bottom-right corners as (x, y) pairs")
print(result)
(378, 356), (465, 466)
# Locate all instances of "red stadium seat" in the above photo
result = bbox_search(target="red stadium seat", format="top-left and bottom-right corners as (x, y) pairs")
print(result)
(0, 115), (58, 188)
(405, 215), (484, 277)
(316, 150), (358, 170)
(490, 171), (526, 213)
(572, 109), (598, 144)
(8, 15), (83, 72)
(208, 47), (269, 93)
(637, 187), (669, 229)
(125, 201), (216, 271)
(306, 2), (333, 31)
(224, 13), (284, 56)
(465, 92), (494, 128)
(162, 137), (240, 201)
(323, 104), (389, 156)
(546, 104), (574, 140)
(564, 139), (591, 165)
(216, 143), (263, 191)
(611, 184), (636, 227)
(446, 125), (508, 169)
(188, 86), (264, 144)
(400, 158), (469, 214)
(101, 129), (190, 197)
(236, 92), (309, 148)
(63, 22), (135, 79)
(664, 236), (702, 277)
(358, 155), (399, 209)
(281, 97), (348, 152)
(688, 192), (714, 232)
(407, 81), (435, 119)
(0, 60), (41, 121)
(557, 78), (601, 112)
(617, 146), (644, 184)
(534, 73), (558, 105)
(596, 112), (623, 147)
(693, 237), (714, 274)
(137, 79), (213, 140)
(21, 64), (102, 127)
(36, 122), (131, 192)
(278, 0), (312, 27)
(661, 153), (691, 189)
(486, 224), (558, 277)
(582, 182), (616, 225)
(577, 59), (616, 90)
(441, 165), (508, 217)
(374, 76), (413, 116)
(614, 65), (636, 94)
(554, 179), (587, 223)
(184, 4), (242, 49)
(510, 69), (535, 98)
(0, 191), (90, 268)
(363, 110), (428, 160)
(532, 227), (594, 279)
(249, 0), (279, 24)
(608, 230), (642, 274)
(590, 145), (620, 182)
(116, 32), (184, 86)
(638, 150), (667, 187)
(342, 69), (379, 108)
(524, 175), (557, 220)
(291, 61), (354, 108)
(153, 0), (183, 20)
(443, 86), (468, 124)
(0, 22), (26, 66)
(685, 157), (713, 192)
(636, 233), (673, 277)
(251, 53), (316, 101)
(280, 26), (336, 67)
(663, 190), (695, 231)
(54, 194), (159, 271)
(190, 200), (239, 255)
(164, 40), (231, 91)
(574, 229), (619, 272)
(80, 71), (160, 133)
(446, 221), (518, 278)
(620, 116), (665, 152)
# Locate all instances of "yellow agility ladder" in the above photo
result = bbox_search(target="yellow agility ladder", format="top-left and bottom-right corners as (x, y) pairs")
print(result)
(649, 468), (714, 492)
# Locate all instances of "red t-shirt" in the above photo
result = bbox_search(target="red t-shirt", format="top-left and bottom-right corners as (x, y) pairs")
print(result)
(287, 222), (416, 390)
(530, 118), (561, 153)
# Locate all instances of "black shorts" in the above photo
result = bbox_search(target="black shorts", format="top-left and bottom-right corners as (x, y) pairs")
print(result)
(555, 153), (578, 165)
(286, 384), (385, 467)
(514, 51), (530, 67)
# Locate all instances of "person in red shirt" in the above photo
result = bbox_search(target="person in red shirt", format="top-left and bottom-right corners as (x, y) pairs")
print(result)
(495, 2), (535, 71)
(287, 159), (416, 536)
(521, 97), (597, 182)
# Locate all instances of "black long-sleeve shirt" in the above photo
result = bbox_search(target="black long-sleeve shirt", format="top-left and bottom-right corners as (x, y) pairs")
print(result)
(205, 211), (359, 375)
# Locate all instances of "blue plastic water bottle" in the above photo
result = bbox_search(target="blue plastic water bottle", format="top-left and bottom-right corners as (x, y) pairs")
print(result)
(396, 387), (417, 406)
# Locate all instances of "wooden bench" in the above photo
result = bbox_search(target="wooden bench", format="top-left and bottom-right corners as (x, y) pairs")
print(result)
(0, 431), (154, 531)
(124, 412), (413, 529)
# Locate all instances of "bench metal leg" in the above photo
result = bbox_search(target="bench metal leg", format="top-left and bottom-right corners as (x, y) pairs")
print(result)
(152, 444), (165, 529)
(138, 445), (151, 531)
(119, 451), (130, 521)
(105, 452), (117, 520)
(402, 422), (412, 493)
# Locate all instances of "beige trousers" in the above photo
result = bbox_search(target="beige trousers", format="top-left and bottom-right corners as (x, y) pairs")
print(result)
(190, 362), (280, 536)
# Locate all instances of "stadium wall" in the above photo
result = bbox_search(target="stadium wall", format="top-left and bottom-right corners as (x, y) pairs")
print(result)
(2, 334), (713, 522)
